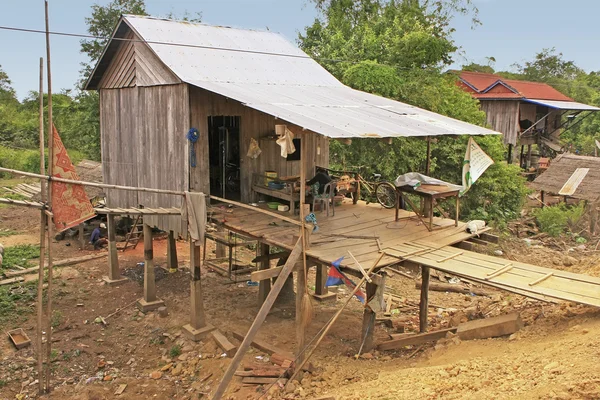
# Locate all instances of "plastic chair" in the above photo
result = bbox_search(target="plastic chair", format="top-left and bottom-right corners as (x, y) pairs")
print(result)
(312, 181), (336, 217)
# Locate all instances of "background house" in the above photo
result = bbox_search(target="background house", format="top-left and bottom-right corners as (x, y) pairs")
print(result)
(456, 71), (599, 166)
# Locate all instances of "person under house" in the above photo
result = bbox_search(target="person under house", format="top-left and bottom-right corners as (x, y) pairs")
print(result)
(90, 223), (108, 250)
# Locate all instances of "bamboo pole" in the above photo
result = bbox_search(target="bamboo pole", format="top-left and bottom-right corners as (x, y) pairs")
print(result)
(36, 56), (46, 396)
(44, 1), (54, 391)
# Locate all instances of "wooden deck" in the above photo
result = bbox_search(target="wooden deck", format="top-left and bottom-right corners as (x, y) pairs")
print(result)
(209, 199), (483, 275)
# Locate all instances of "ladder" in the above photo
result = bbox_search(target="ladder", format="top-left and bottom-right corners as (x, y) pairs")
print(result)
(119, 214), (143, 251)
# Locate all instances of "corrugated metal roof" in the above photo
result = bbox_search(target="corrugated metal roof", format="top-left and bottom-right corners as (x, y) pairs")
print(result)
(110, 15), (499, 139)
(522, 99), (600, 111)
(558, 168), (589, 196)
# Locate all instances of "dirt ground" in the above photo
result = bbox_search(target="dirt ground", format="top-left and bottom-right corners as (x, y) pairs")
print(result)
(1, 205), (600, 400)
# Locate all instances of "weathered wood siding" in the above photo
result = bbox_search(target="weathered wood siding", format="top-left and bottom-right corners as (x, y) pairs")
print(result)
(99, 30), (136, 89)
(188, 86), (329, 203)
(480, 100), (520, 145)
(97, 26), (180, 90)
(100, 84), (189, 234)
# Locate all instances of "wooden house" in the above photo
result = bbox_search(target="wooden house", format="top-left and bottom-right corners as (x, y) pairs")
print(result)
(85, 15), (498, 235)
(456, 71), (599, 165)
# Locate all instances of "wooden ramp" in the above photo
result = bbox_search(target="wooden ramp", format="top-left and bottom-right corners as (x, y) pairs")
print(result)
(386, 242), (600, 307)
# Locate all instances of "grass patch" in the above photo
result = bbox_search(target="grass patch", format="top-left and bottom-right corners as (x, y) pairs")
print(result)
(169, 344), (182, 358)
(1, 244), (40, 273)
(0, 229), (19, 237)
(51, 310), (63, 328)
(0, 281), (37, 326)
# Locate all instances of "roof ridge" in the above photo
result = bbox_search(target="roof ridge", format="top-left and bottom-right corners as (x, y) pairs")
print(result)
(123, 14), (279, 35)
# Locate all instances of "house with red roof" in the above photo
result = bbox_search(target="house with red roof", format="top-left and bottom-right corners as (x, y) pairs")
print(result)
(457, 71), (599, 165)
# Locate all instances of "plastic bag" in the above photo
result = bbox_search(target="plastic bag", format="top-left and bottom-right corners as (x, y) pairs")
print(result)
(246, 137), (262, 159)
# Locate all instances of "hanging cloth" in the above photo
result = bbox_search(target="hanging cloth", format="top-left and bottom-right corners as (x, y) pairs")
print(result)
(247, 137), (262, 159)
(276, 127), (296, 158)
(181, 191), (206, 245)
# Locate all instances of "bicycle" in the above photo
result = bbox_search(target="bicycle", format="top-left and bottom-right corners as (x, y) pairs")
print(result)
(355, 172), (397, 209)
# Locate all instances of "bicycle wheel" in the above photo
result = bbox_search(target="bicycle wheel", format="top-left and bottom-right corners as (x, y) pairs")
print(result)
(375, 181), (397, 209)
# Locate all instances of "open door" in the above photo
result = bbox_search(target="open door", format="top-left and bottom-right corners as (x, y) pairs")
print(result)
(208, 116), (241, 200)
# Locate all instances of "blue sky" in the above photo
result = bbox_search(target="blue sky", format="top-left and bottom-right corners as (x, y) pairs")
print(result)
(1, 0), (599, 100)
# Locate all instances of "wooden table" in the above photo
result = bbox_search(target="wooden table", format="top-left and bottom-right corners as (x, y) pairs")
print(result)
(251, 173), (300, 214)
(396, 184), (460, 231)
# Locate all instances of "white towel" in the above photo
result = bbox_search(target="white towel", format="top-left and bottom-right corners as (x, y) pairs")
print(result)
(276, 127), (296, 158)
(181, 192), (206, 246)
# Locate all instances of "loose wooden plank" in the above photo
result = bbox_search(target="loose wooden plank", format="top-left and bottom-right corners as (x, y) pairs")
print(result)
(212, 330), (237, 358)
(0, 277), (25, 286)
(241, 377), (286, 385)
(250, 266), (284, 282)
(231, 331), (293, 359)
(415, 281), (492, 297)
(377, 328), (457, 351)
(3, 253), (107, 278)
(456, 313), (522, 340)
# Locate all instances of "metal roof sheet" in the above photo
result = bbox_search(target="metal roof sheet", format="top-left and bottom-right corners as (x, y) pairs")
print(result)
(522, 99), (600, 111)
(100, 16), (501, 138)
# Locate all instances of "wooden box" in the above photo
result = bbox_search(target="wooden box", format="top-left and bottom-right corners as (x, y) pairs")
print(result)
(8, 328), (31, 349)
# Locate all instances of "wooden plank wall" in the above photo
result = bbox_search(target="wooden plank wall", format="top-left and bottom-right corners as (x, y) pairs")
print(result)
(135, 40), (180, 87)
(188, 86), (329, 203)
(480, 100), (520, 145)
(100, 84), (189, 235)
(98, 30), (136, 89)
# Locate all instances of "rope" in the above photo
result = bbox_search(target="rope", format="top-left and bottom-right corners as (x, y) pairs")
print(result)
(187, 128), (199, 167)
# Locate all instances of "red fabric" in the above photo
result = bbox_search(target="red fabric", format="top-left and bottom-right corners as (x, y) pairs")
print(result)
(51, 125), (95, 232)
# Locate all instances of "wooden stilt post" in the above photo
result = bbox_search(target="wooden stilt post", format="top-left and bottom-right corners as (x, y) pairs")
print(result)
(78, 223), (85, 250)
(136, 224), (164, 312)
(541, 191), (545, 208)
(419, 265), (430, 333)
(103, 214), (126, 285)
(36, 57), (46, 396)
(313, 263), (336, 301)
(215, 225), (226, 258)
(295, 261), (306, 363)
(211, 239), (303, 400)
(296, 131), (310, 365)
(360, 281), (378, 353)
(257, 242), (271, 305)
(183, 240), (214, 340)
(167, 230), (178, 272)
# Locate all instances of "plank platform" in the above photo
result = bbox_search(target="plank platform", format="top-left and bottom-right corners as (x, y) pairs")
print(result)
(386, 242), (600, 307)
(210, 200), (485, 276)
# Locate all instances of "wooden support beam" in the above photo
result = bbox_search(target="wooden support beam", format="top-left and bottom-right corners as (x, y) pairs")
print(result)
(377, 327), (457, 351)
(183, 241), (214, 340)
(360, 281), (378, 353)
(313, 263), (335, 301)
(257, 243), (271, 305)
(296, 261), (307, 363)
(167, 230), (178, 272)
(78, 223), (85, 250)
(252, 251), (288, 264)
(103, 214), (126, 285)
(419, 265), (430, 333)
(416, 281), (492, 297)
(212, 239), (302, 400)
(136, 224), (164, 312)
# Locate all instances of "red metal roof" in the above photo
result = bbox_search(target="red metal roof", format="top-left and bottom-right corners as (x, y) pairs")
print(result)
(458, 71), (573, 102)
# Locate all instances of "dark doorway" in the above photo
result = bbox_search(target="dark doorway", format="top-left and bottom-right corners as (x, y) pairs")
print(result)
(208, 116), (241, 200)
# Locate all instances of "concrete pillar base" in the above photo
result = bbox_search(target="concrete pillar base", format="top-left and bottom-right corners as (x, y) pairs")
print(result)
(136, 298), (165, 313)
(102, 276), (128, 286)
(312, 292), (337, 302)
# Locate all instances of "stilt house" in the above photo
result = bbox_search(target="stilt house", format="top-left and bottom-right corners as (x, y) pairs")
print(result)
(86, 15), (498, 234)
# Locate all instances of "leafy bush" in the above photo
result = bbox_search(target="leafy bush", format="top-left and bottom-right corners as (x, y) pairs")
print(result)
(532, 203), (586, 237)
(0, 145), (84, 177)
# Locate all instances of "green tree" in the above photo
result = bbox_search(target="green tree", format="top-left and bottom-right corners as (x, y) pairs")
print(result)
(80, 0), (148, 84)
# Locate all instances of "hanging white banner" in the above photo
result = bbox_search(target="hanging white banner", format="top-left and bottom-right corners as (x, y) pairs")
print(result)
(461, 137), (494, 196)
